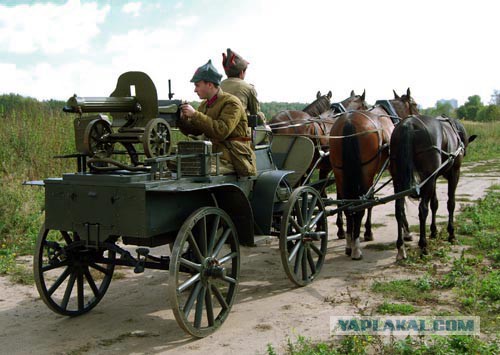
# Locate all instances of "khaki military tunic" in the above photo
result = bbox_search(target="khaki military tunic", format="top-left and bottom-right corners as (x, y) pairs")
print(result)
(220, 78), (260, 116)
(177, 89), (257, 176)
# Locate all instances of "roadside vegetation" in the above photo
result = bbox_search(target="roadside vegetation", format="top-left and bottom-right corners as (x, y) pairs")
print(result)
(267, 186), (500, 353)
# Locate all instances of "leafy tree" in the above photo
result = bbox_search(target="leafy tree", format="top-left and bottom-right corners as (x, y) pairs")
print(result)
(490, 90), (500, 105)
(260, 101), (307, 121)
(421, 101), (456, 117)
(457, 95), (483, 120)
(476, 105), (500, 122)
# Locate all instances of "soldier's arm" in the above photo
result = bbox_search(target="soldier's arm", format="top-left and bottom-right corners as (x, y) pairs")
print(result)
(247, 86), (260, 115)
(190, 100), (242, 140)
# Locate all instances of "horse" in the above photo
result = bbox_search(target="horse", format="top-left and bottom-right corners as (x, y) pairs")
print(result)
(389, 115), (476, 260)
(269, 91), (332, 134)
(270, 90), (369, 185)
(329, 88), (419, 259)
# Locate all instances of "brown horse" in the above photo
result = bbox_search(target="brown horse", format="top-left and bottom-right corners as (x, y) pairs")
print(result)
(390, 115), (476, 260)
(269, 91), (333, 135)
(270, 90), (369, 184)
(329, 89), (419, 259)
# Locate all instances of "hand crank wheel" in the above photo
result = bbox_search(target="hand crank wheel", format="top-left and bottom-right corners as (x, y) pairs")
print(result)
(143, 118), (171, 158)
(83, 118), (113, 157)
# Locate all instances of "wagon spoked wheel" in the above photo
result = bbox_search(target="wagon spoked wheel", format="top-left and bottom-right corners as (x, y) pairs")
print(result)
(279, 186), (328, 286)
(143, 118), (171, 158)
(33, 224), (115, 316)
(83, 118), (113, 157)
(169, 207), (240, 338)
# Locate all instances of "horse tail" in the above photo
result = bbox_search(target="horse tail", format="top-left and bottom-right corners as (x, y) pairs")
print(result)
(391, 121), (414, 194)
(341, 118), (363, 199)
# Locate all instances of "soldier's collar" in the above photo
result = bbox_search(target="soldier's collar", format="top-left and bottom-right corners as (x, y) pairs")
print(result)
(206, 88), (222, 107)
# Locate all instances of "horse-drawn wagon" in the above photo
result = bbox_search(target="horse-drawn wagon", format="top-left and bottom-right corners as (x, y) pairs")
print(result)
(30, 71), (329, 337)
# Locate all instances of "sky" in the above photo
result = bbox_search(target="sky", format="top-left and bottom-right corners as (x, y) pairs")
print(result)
(0, 0), (498, 108)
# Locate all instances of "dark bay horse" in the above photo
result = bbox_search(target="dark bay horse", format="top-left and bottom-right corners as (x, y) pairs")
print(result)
(329, 89), (419, 259)
(390, 115), (476, 260)
(270, 90), (369, 184)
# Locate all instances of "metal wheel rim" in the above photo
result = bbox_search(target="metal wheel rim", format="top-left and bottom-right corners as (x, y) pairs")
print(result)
(279, 186), (328, 286)
(143, 118), (171, 158)
(33, 224), (115, 316)
(168, 207), (240, 338)
(83, 119), (113, 157)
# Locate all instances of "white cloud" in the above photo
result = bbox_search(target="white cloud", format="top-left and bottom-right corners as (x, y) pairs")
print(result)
(0, 0), (110, 55)
(122, 2), (142, 17)
(0, 61), (116, 100)
(175, 15), (199, 27)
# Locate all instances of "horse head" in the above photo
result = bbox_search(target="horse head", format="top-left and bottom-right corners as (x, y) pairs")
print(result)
(303, 90), (332, 116)
(391, 88), (419, 118)
(342, 89), (369, 111)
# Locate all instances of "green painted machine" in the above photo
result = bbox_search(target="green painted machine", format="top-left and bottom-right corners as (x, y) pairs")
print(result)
(32, 71), (329, 337)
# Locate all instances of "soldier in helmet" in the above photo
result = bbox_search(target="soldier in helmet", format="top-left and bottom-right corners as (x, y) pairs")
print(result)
(220, 48), (268, 144)
(179, 59), (257, 176)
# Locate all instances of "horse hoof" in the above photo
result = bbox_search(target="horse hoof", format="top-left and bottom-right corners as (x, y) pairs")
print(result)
(338, 234), (346, 240)
(448, 237), (456, 244)
(363, 234), (374, 242)
(403, 235), (413, 241)
(420, 249), (428, 258)
(352, 255), (363, 261)
(430, 234), (437, 239)
(345, 248), (352, 256)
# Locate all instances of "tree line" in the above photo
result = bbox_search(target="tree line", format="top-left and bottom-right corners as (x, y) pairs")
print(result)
(420, 91), (500, 122)
(1, 92), (498, 122)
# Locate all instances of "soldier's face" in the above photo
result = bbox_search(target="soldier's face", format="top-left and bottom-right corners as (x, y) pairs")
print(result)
(194, 81), (211, 99)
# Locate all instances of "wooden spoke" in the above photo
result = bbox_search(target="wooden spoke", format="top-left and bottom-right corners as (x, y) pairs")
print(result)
(279, 187), (328, 286)
(169, 207), (239, 337)
(34, 225), (115, 316)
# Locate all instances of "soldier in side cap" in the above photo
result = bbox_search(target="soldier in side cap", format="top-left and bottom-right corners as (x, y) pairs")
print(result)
(220, 48), (268, 144)
(179, 59), (257, 176)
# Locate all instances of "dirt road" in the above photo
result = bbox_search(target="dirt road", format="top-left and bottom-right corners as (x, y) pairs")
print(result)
(0, 162), (498, 355)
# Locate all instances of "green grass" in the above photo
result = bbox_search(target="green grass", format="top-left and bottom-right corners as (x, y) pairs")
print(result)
(463, 120), (500, 161)
(371, 277), (437, 304)
(457, 186), (500, 265)
(267, 334), (499, 355)
(376, 301), (417, 315)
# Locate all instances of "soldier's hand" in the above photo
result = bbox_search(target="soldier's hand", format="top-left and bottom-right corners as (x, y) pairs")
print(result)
(180, 103), (196, 118)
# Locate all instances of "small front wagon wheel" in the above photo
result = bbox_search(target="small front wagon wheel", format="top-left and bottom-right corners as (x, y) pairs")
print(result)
(280, 186), (328, 286)
(33, 224), (115, 316)
(169, 207), (240, 338)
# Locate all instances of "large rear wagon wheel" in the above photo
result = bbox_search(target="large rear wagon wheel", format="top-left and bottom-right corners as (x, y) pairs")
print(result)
(279, 186), (328, 286)
(33, 224), (115, 316)
(169, 207), (240, 338)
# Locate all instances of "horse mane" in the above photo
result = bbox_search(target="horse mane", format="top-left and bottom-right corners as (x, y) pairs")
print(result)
(302, 95), (331, 116)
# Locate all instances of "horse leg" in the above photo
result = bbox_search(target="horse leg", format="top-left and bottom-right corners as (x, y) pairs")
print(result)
(430, 189), (439, 239)
(336, 194), (346, 239)
(395, 197), (407, 260)
(402, 203), (413, 241)
(363, 207), (374, 241)
(345, 213), (353, 256)
(447, 172), (460, 243)
(336, 212), (346, 239)
(318, 167), (328, 196)
(351, 211), (364, 260)
(418, 183), (434, 257)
